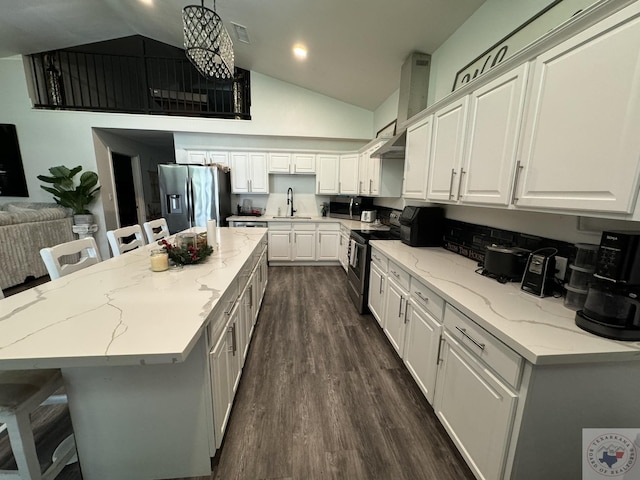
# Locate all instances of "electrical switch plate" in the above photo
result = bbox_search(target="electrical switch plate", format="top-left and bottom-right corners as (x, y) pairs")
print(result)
(555, 256), (568, 281)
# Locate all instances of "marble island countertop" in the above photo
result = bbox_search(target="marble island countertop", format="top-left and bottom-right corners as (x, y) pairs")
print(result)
(0, 227), (267, 370)
(370, 240), (640, 366)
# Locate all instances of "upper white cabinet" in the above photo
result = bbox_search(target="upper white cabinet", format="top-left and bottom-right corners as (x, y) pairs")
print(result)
(359, 140), (403, 197)
(402, 115), (433, 199)
(514, 5), (640, 214)
(316, 154), (340, 194)
(427, 97), (469, 202)
(229, 152), (269, 194)
(185, 150), (229, 166)
(461, 64), (529, 206)
(339, 153), (359, 195)
(268, 153), (315, 174)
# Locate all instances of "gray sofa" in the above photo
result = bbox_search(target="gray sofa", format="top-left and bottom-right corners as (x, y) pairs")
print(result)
(0, 202), (74, 289)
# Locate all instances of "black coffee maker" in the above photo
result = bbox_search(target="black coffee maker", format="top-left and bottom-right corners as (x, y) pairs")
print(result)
(575, 231), (640, 340)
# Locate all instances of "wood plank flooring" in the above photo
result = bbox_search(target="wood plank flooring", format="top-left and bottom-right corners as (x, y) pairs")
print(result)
(0, 266), (475, 480)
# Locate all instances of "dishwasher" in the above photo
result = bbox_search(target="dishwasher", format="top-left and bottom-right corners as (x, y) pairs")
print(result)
(232, 221), (268, 228)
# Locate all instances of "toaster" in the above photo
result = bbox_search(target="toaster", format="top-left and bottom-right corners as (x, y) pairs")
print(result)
(360, 210), (376, 223)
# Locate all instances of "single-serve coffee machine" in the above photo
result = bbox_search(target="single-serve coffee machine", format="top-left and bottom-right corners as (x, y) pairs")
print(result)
(575, 231), (640, 340)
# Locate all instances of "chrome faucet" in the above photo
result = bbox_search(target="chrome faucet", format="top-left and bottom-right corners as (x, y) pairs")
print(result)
(287, 187), (296, 217)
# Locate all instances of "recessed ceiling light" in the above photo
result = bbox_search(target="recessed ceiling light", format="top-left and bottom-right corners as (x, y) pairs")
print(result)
(293, 45), (307, 60)
(138, 0), (153, 6)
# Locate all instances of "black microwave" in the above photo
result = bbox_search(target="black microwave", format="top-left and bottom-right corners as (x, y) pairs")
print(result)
(329, 196), (373, 220)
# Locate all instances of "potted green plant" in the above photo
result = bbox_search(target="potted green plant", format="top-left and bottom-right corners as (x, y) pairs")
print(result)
(37, 165), (101, 225)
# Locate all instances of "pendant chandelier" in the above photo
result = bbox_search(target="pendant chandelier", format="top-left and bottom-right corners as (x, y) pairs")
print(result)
(182, 0), (235, 79)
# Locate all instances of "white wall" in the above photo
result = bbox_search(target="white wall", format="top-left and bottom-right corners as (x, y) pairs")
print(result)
(0, 56), (373, 258)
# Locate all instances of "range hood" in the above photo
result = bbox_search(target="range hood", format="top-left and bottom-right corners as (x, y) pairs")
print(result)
(372, 52), (431, 159)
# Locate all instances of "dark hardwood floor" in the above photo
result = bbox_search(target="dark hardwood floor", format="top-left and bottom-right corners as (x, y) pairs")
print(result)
(0, 266), (475, 480)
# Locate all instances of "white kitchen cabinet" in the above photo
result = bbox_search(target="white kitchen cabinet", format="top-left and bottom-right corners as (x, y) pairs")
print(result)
(358, 140), (404, 197)
(434, 330), (517, 480)
(402, 115), (433, 199)
(239, 279), (253, 362)
(292, 228), (316, 261)
(403, 300), (441, 405)
(316, 154), (340, 194)
(292, 153), (316, 174)
(185, 150), (209, 165)
(367, 262), (386, 326)
(427, 97), (469, 202)
(229, 152), (269, 194)
(257, 250), (268, 307)
(268, 152), (316, 174)
(267, 224), (291, 261)
(339, 153), (359, 195)
(460, 64), (528, 206)
(209, 300), (240, 449)
(515, 6), (640, 214)
(316, 224), (340, 261)
(338, 225), (349, 272)
(383, 276), (409, 355)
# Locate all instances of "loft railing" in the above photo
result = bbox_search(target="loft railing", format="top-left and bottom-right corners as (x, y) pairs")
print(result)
(28, 50), (251, 119)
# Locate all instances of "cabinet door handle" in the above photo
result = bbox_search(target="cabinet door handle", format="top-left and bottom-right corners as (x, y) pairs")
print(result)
(436, 335), (445, 365)
(398, 296), (404, 318)
(372, 254), (379, 261)
(227, 325), (235, 354)
(391, 270), (400, 279)
(449, 168), (457, 199)
(455, 326), (485, 351)
(457, 168), (466, 200)
(369, 179), (372, 194)
(224, 300), (235, 316)
(379, 276), (383, 294)
(339, 181), (341, 192)
(415, 291), (429, 303)
(511, 161), (524, 204)
(317, 181), (320, 192)
(247, 180), (250, 192)
(359, 181), (363, 193)
(248, 284), (253, 308)
(404, 301), (410, 324)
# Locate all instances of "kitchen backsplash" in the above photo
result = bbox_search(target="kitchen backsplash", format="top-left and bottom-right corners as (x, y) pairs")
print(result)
(442, 219), (577, 267)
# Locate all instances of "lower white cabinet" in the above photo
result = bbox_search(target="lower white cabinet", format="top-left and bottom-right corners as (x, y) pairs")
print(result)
(209, 300), (240, 449)
(434, 327), (518, 480)
(316, 225), (340, 261)
(383, 277), (409, 355)
(268, 222), (342, 263)
(367, 262), (386, 326)
(292, 229), (315, 261)
(403, 299), (441, 405)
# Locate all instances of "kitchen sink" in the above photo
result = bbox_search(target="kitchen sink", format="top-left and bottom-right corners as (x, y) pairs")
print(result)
(272, 216), (312, 219)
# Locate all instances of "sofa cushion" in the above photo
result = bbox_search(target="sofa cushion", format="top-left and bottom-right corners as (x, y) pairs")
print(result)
(5, 204), (35, 213)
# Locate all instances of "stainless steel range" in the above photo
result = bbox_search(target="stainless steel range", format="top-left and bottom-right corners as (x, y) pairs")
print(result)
(347, 210), (401, 313)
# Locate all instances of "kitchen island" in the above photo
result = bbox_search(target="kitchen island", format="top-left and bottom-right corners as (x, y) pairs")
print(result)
(369, 240), (640, 480)
(0, 227), (268, 480)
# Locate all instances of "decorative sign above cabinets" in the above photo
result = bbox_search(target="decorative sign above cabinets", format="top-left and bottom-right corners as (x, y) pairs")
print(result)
(451, 0), (595, 92)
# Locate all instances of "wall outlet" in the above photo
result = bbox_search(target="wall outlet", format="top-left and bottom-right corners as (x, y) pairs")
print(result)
(555, 256), (568, 281)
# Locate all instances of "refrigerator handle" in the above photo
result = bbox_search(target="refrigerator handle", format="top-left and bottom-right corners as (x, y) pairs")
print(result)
(187, 176), (194, 227)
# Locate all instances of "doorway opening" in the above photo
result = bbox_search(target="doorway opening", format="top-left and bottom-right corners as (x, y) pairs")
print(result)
(111, 152), (145, 228)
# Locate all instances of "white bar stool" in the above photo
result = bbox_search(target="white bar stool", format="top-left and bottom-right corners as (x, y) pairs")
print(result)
(106, 225), (146, 257)
(0, 370), (77, 479)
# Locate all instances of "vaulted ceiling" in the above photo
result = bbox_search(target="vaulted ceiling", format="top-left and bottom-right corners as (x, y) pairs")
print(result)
(0, 0), (485, 111)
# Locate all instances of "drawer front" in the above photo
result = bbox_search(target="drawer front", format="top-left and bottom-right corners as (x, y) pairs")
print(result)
(293, 223), (316, 231)
(388, 260), (410, 291)
(444, 304), (522, 388)
(268, 222), (292, 231)
(340, 224), (350, 235)
(410, 278), (444, 321)
(370, 247), (388, 273)
(208, 280), (239, 346)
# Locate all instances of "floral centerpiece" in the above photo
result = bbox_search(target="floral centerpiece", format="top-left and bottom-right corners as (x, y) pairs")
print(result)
(159, 234), (213, 265)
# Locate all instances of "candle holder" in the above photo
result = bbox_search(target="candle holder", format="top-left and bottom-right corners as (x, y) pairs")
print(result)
(150, 249), (169, 272)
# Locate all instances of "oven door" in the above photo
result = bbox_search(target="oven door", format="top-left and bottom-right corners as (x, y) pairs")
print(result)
(347, 236), (369, 313)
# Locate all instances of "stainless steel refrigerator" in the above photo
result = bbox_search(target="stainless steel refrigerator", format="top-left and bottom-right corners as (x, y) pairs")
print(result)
(158, 164), (232, 234)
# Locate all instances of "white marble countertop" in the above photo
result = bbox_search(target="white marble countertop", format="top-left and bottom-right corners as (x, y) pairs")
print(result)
(227, 215), (387, 231)
(370, 240), (640, 366)
(0, 227), (267, 370)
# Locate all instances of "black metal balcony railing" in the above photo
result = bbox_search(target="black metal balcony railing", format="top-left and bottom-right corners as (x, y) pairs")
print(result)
(29, 49), (251, 119)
